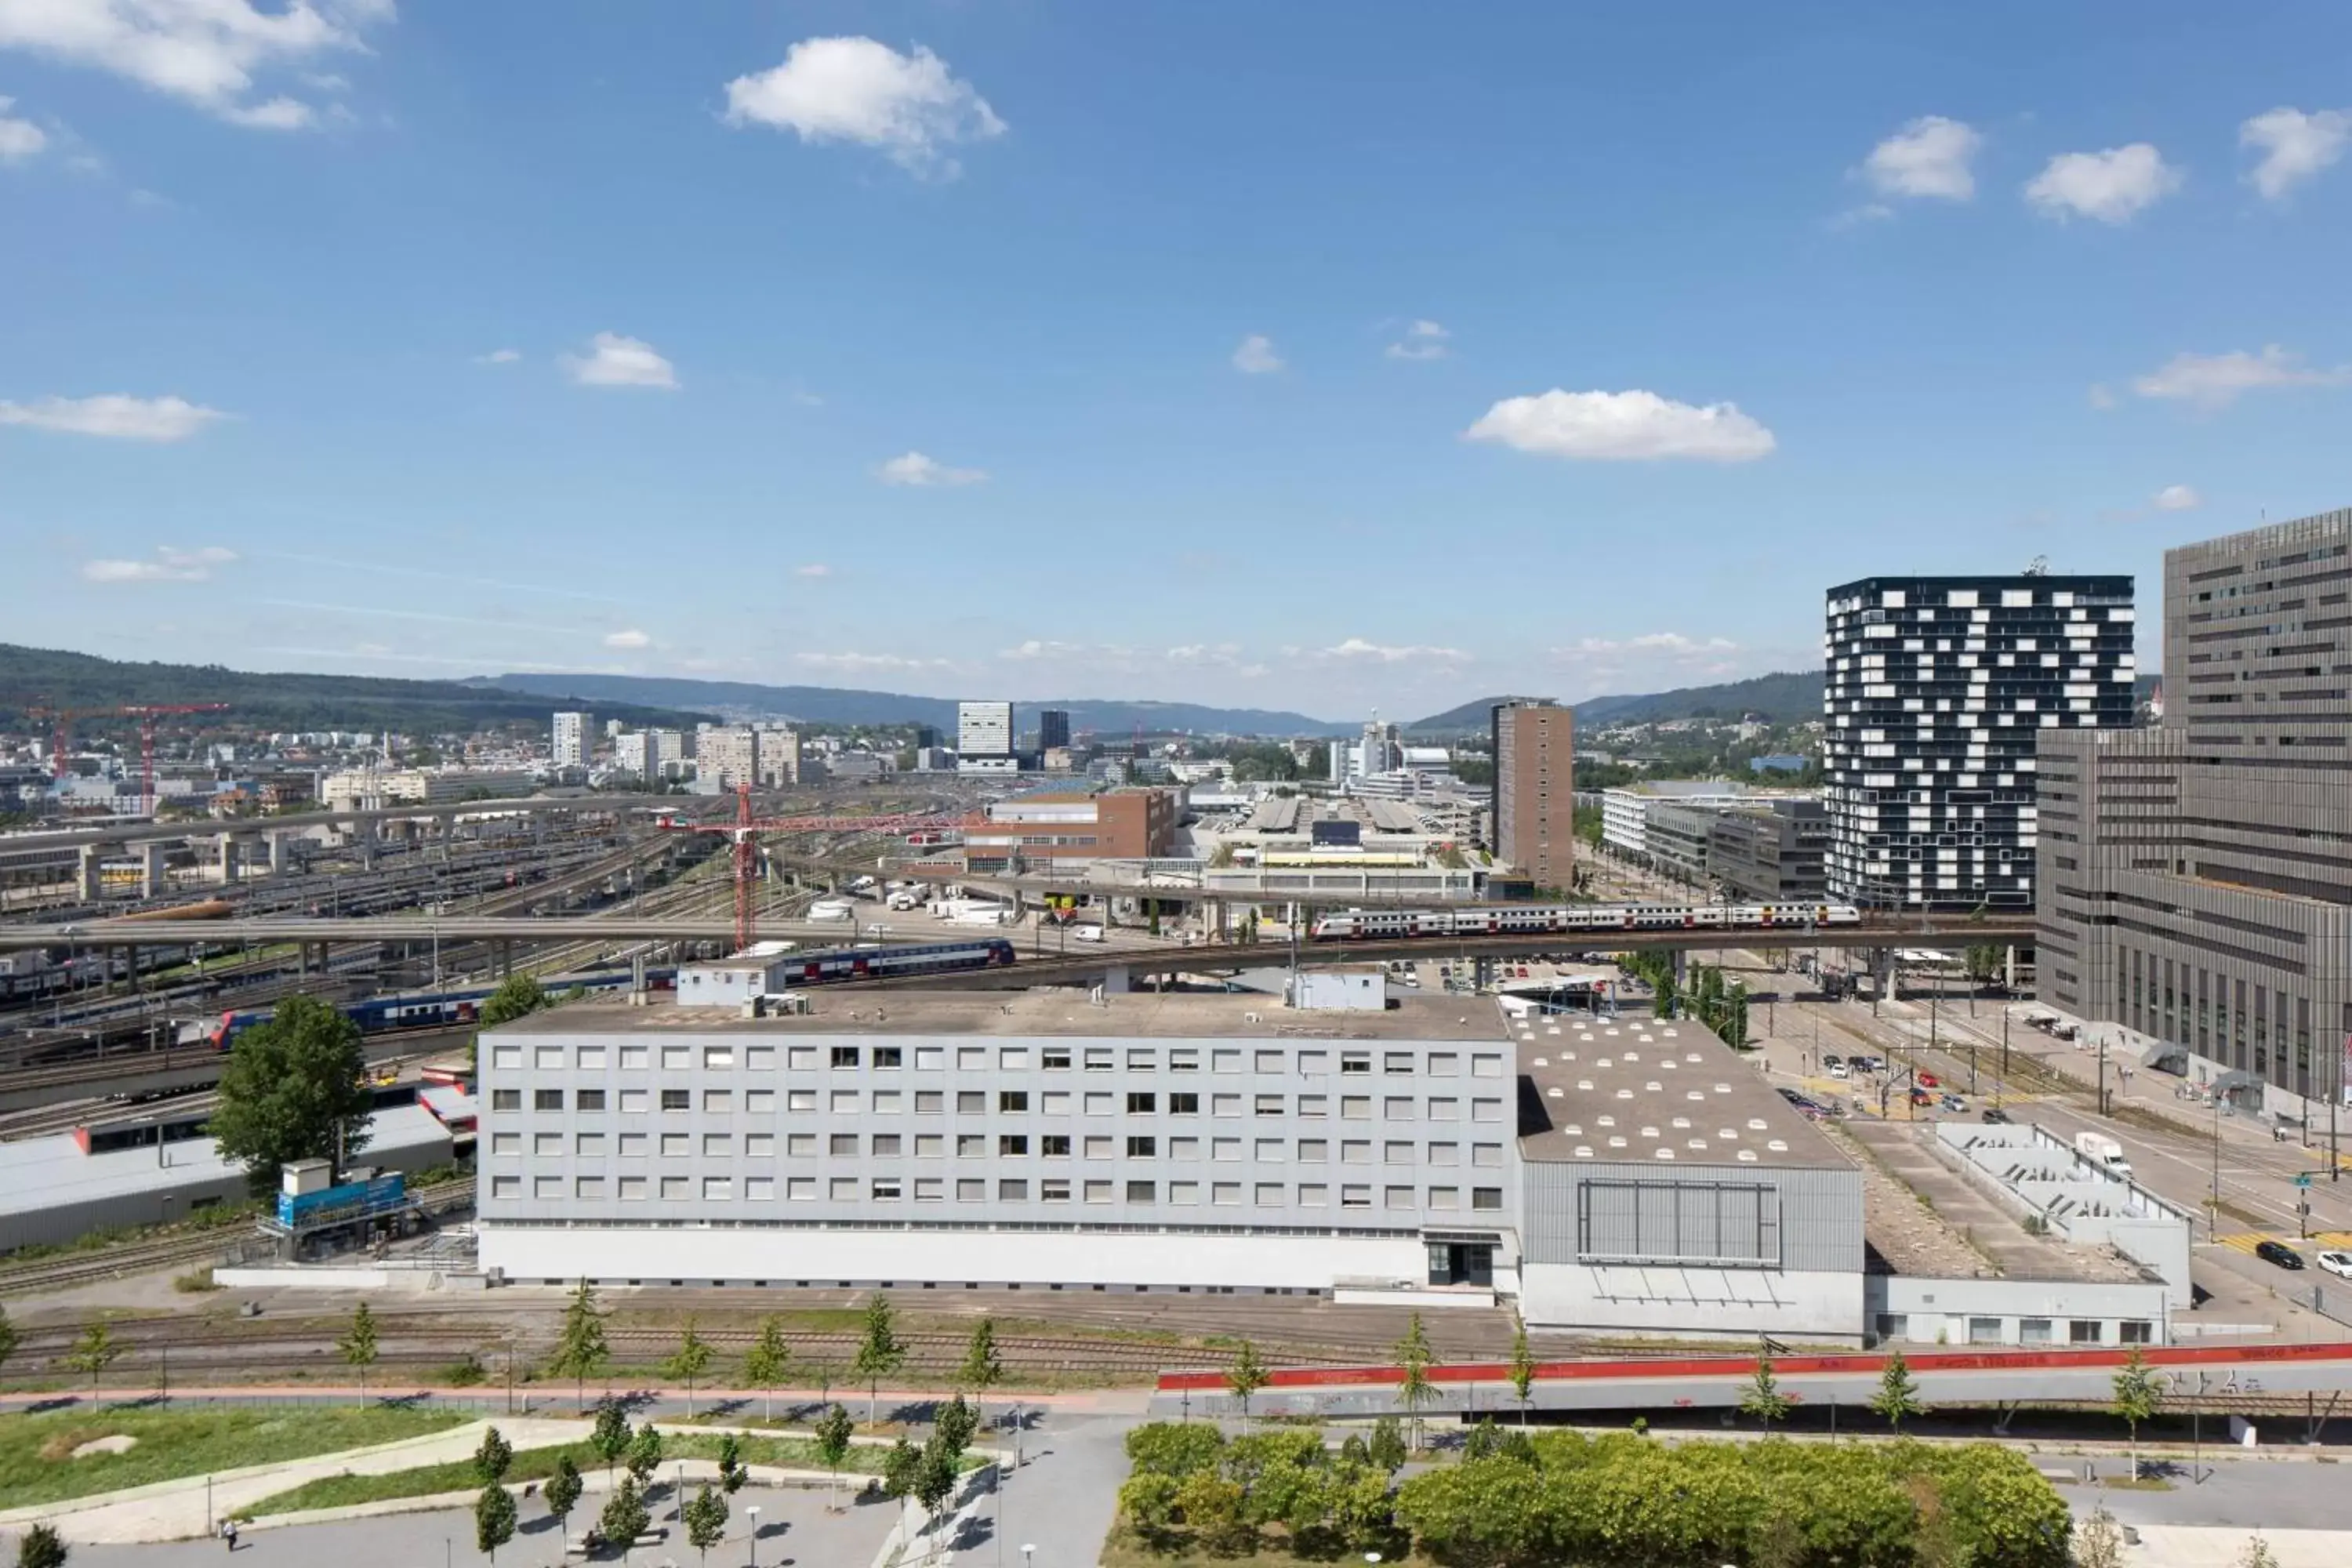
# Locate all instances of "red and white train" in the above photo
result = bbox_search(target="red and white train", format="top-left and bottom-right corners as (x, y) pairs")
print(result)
(1309, 902), (1864, 941)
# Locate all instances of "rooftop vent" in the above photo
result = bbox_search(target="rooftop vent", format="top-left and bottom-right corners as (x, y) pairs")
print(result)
(1747, 1118), (1769, 1131)
(1737, 1149), (1759, 1163)
(1577, 1079), (1594, 1091)
(1719, 1128), (1738, 1140)
(1655, 1148), (1675, 1160)
(1671, 1116), (1690, 1128)
(1608, 1136), (1628, 1148)
(1686, 1090), (1705, 1102)
(1597, 1115), (1616, 1127)
(1688, 1138), (1709, 1151)
(1546, 1086), (1564, 1098)
(1640, 1125), (1659, 1138)
(1766, 1139), (1788, 1152)
(1645, 1080), (1663, 1092)
(1574, 1145), (1594, 1159)
(1532, 1057), (1548, 1067)
(1616, 1088), (1635, 1099)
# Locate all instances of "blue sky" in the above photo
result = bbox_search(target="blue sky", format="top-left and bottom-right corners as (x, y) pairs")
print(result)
(4, 2), (2350, 723)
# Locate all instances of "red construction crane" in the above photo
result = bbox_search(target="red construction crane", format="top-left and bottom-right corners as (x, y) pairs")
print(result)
(119, 704), (232, 815)
(660, 782), (966, 952)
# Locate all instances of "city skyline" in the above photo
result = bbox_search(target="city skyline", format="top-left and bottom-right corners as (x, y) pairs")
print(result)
(5, 4), (2351, 710)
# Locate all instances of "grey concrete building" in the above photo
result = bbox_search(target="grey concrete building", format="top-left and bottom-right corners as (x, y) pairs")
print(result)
(2038, 507), (2352, 1120)
(1826, 573), (2137, 910)
(1708, 799), (1831, 903)
(1490, 699), (1573, 890)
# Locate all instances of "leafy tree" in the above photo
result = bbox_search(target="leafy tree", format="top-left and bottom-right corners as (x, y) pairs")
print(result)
(589, 1396), (633, 1490)
(683, 1483), (728, 1566)
(66, 1322), (121, 1401)
(1395, 1312), (1436, 1450)
(716, 1433), (747, 1496)
(663, 1319), (716, 1419)
(2111, 1345), (2163, 1481)
(1870, 1348), (1927, 1432)
(1964, 943), (2004, 989)
(337, 1301), (379, 1405)
(1726, 983), (1751, 1047)
(956, 1317), (1004, 1437)
(479, 974), (550, 1029)
(1119, 1471), (1183, 1546)
(0, 1304), (18, 1387)
(206, 994), (372, 1191)
(814, 1402), (856, 1505)
(474, 1479), (517, 1564)
(550, 1279), (612, 1411)
(2074, 1504), (2126, 1568)
(880, 1436), (924, 1500)
(1508, 1317), (1537, 1425)
(851, 1294), (906, 1427)
(1338, 1432), (1372, 1470)
(1367, 1417), (1407, 1474)
(1653, 972), (1678, 1019)
(934, 1393), (978, 1461)
(14, 1523), (68, 1568)
(474, 1425), (514, 1486)
(598, 1476), (651, 1563)
(625, 1423), (665, 1489)
(543, 1455), (583, 1538)
(913, 1435), (962, 1551)
(1174, 1471), (1254, 1557)
(742, 1315), (793, 1421)
(1740, 1348), (1792, 1429)
(1124, 1421), (1225, 1479)
(1225, 1338), (1271, 1430)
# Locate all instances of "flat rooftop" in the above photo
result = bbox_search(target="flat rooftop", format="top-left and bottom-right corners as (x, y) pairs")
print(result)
(1514, 1013), (1849, 1170)
(499, 987), (1518, 1042)
(1840, 1119), (2156, 1284)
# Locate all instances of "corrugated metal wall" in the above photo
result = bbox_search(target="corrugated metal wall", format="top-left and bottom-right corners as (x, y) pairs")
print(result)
(1522, 1158), (1862, 1272)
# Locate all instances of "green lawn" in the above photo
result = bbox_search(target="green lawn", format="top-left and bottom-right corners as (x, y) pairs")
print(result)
(235, 1430), (910, 1519)
(0, 1406), (466, 1512)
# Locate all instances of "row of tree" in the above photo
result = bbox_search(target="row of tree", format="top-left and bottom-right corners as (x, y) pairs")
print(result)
(1610, 951), (1749, 1044)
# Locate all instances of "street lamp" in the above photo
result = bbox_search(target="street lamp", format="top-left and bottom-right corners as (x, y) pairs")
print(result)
(1022, 1547), (1036, 1567)
(747, 1504), (761, 1566)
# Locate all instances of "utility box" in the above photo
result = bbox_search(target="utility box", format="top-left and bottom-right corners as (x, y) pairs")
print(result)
(281, 1158), (333, 1198)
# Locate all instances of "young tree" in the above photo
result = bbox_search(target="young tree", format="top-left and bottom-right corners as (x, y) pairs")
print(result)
(663, 1319), (716, 1420)
(474, 1425), (514, 1486)
(881, 1436), (924, 1501)
(66, 1322), (122, 1402)
(474, 1479), (517, 1565)
(1868, 1348), (1927, 1432)
(14, 1523), (68, 1568)
(1367, 1417), (1407, 1475)
(337, 1301), (379, 1406)
(852, 1294), (906, 1428)
(933, 1394), (978, 1461)
(479, 974), (550, 1029)
(543, 1454), (584, 1541)
(716, 1432), (748, 1496)
(913, 1434), (962, 1559)
(0, 1303), (19, 1385)
(2237, 1535), (2281, 1568)
(1739, 1348), (1791, 1429)
(742, 1315), (793, 1422)
(598, 1476), (651, 1563)
(1225, 1339), (1271, 1432)
(206, 994), (374, 1191)
(815, 1402), (856, 1507)
(1507, 1318), (1537, 1427)
(1395, 1312), (1436, 1452)
(625, 1423), (664, 1490)
(683, 1483), (728, 1567)
(2111, 1345), (2164, 1481)
(590, 1396), (633, 1491)
(550, 1279), (612, 1412)
(956, 1317), (1005, 1439)
(2074, 1504), (2126, 1568)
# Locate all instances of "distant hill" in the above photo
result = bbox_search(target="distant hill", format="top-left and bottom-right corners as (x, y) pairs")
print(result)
(1407, 671), (1823, 735)
(0, 644), (710, 736)
(477, 673), (1352, 738)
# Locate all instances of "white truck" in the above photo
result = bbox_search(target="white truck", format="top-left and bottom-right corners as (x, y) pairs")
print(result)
(2074, 1131), (2133, 1178)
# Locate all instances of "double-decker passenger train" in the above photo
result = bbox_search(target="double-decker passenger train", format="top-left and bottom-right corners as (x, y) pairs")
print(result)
(206, 967), (672, 1050)
(771, 938), (1017, 985)
(1308, 903), (1864, 941)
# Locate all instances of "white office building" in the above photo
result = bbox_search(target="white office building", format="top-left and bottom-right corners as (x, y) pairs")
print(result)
(957, 701), (1014, 759)
(552, 711), (592, 769)
(698, 728), (761, 790)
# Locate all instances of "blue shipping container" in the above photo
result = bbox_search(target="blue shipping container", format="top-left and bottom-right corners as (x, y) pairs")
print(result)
(276, 1173), (407, 1229)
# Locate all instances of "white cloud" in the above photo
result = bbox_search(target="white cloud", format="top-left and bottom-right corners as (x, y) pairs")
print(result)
(1319, 637), (1471, 665)
(2152, 484), (2202, 512)
(474, 348), (521, 365)
(603, 629), (652, 650)
(794, 651), (952, 674)
(562, 332), (678, 390)
(2131, 344), (2352, 408)
(0, 94), (44, 161)
(1861, 115), (1982, 201)
(81, 544), (237, 583)
(2024, 143), (2181, 223)
(1231, 334), (1283, 374)
(999, 639), (1081, 661)
(0, 393), (227, 441)
(875, 450), (985, 487)
(793, 563), (832, 579)
(2240, 106), (2352, 201)
(1465, 388), (1777, 463)
(1385, 320), (1450, 361)
(0, 0), (389, 130)
(1558, 633), (1738, 658)
(723, 35), (1003, 176)
(1166, 642), (1247, 666)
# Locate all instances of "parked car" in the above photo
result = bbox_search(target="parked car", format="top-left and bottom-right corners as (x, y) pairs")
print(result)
(1980, 1106), (2013, 1124)
(1941, 1094), (1967, 1112)
(2254, 1239), (2306, 1270)
(2316, 1250), (2352, 1280)
(1827, 1062), (1849, 1080)
(1910, 1087), (1936, 1107)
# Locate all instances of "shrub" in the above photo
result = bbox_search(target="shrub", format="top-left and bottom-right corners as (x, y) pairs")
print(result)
(1123, 1421), (1227, 1479)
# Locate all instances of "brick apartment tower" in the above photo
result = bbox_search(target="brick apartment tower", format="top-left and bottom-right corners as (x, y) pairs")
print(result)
(1493, 699), (1574, 891)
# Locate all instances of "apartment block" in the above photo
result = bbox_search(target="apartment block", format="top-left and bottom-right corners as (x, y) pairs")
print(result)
(1825, 574), (2136, 910)
(1490, 700), (1573, 889)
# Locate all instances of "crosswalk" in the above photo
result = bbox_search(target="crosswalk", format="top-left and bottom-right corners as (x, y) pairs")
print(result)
(2216, 1229), (2352, 1255)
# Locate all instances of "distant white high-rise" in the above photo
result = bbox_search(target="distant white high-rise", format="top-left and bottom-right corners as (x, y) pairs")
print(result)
(551, 711), (591, 768)
(958, 701), (1014, 758)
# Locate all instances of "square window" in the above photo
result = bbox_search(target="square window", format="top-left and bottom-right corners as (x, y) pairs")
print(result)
(1341, 1096), (1371, 1120)
(659, 1089), (690, 1112)
(1428, 1052), (1458, 1077)
(957, 1091), (985, 1115)
(1127, 1048), (1156, 1070)
(1428, 1185), (1459, 1210)
(1212, 1137), (1243, 1161)
(662, 1047), (691, 1071)
(874, 1046), (902, 1070)
(492, 1047), (521, 1071)
(1384, 1051), (1414, 1076)
(1427, 1098), (1458, 1122)
(1298, 1183), (1327, 1207)
(914, 1178), (944, 1201)
(1211, 1181), (1242, 1207)
(703, 1177), (734, 1201)
(1472, 1054), (1503, 1079)
(1169, 1092), (1200, 1115)
(1127, 1180), (1156, 1204)
(1385, 1185), (1415, 1209)
(1168, 1135), (1200, 1159)
(1168, 1049), (1199, 1073)
(1254, 1094), (1284, 1117)
(1041, 1134), (1073, 1156)
(619, 1089), (648, 1113)
(1212, 1094), (1243, 1117)
(745, 1047), (775, 1071)
(535, 1088), (566, 1112)
(1298, 1051), (1329, 1074)
(958, 1047), (985, 1070)
(1254, 1050), (1284, 1074)
(999, 1047), (1029, 1070)
(788, 1090), (817, 1112)
(575, 1132), (606, 1156)
(535, 1046), (564, 1070)
(1255, 1181), (1284, 1207)
(787, 1177), (816, 1200)
(788, 1047), (818, 1070)
(575, 1089), (607, 1112)
(915, 1091), (944, 1114)
(744, 1089), (775, 1113)
(956, 1178), (985, 1201)
(832, 1046), (861, 1069)
(1342, 1140), (1372, 1164)
(619, 1045), (649, 1070)
(957, 1134), (987, 1157)
(662, 1133), (690, 1157)
(914, 1133), (945, 1157)
(872, 1091), (902, 1113)
(1341, 1184), (1370, 1208)
(1169, 1180), (1200, 1205)
(1042, 1047), (1072, 1071)
(1427, 1142), (1458, 1166)
(702, 1133), (731, 1156)
(745, 1133), (775, 1156)
(830, 1090), (859, 1113)
(1384, 1097), (1415, 1121)
(1126, 1135), (1158, 1157)
(871, 1178), (902, 1201)
(830, 1133), (858, 1156)
(1297, 1138), (1327, 1162)
(703, 1089), (733, 1113)
(535, 1132), (563, 1156)
(2069, 1320), (2102, 1345)
(744, 1176), (775, 1200)
(617, 1132), (648, 1157)
(575, 1176), (606, 1199)
(871, 1133), (902, 1157)
(491, 1131), (522, 1155)
(914, 1047), (945, 1070)
(1472, 1143), (1503, 1167)
(1472, 1187), (1503, 1210)
(1472, 1099), (1502, 1123)
(1255, 1138), (1283, 1162)
(999, 1134), (1029, 1156)
(1341, 1051), (1370, 1075)
(1084, 1134), (1115, 1158)
(1298, 1094), (1327, 1118)
(1126, 1091), (1158, 1114)
(786, 1133), (816, 1156)
(661, 1176), (689, 1200)
(1036, 1179), (1067, 1203)
(577, 1045), (608, 1070)
(703, 1047), (734, 1069)
(1085, 1179), (1115, 1203)
(1385, 1140), (1414, 1164)
(1085, 1047), (1114, 1072)
(1042, 1091), (1073, 1114)
(533, 1175), (562, 1199)
(619, 1176), (648, 1201)
(1212, 1049), (1243, 1074)
(1085, 1091), (1116, 1115)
